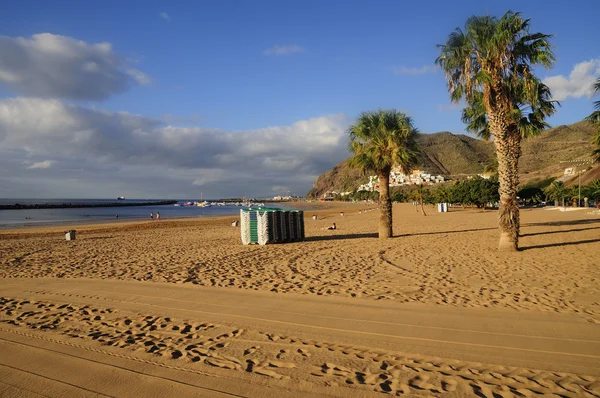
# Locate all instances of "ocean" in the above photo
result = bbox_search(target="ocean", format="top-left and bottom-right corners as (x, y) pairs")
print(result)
(0, 199), (291, 228)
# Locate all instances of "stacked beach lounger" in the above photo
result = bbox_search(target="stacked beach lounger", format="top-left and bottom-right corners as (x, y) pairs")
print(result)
(240, 208), (304, 245)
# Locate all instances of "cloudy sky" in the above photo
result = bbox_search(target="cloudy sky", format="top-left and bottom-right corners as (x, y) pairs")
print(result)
(1, 1), (599, 199)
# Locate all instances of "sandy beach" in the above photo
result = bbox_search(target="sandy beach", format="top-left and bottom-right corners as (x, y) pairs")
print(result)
(1, 203), (599, 397)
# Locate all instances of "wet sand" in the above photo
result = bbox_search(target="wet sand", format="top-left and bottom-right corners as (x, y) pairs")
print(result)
(1, 203), (599, 397)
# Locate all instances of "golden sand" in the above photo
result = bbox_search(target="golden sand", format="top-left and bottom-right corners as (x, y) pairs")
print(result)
(1, 203), (599, 397)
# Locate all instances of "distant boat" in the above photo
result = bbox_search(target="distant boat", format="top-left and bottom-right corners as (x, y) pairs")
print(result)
(117, 196), (125, 200)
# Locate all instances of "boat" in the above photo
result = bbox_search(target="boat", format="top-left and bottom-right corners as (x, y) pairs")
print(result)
(117, 196), (125, 200)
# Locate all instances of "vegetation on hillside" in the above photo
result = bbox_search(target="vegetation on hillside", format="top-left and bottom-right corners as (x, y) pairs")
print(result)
(330, 177), (600, 211)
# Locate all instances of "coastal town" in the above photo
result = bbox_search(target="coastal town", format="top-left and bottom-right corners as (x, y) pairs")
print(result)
(320, 168), (446, 198)
(357, 167), (446, 192)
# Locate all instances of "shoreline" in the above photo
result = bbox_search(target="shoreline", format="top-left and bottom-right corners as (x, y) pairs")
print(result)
(0, 201), (362, 231)
(0, 212), (215, 230)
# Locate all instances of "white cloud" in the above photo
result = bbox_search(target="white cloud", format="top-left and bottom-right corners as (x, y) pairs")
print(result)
(0, 98), (350, 198)
(125, 68), (151, 85)
(27, 160), (53, 169)
(159, 12), (171, 22)
(0, 33), (150, 100)
(543, 59), (600, 101)
(392, 65), (437, 75)
(263, 45), (305, 56)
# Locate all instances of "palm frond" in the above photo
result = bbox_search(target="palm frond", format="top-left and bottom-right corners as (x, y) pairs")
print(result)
(436, 11), (555, 140)
(347, 109), (420, 176)
(585, 78), (600, 162)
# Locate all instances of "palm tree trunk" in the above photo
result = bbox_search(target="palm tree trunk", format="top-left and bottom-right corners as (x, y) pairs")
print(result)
(419, 192), (427, 216)
(486, 96), (521, 251)
(378, 171), (393, 238)
(493, 128), (521, 252)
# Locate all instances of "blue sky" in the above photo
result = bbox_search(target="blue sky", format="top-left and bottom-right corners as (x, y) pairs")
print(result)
(0, 0), (599, 198)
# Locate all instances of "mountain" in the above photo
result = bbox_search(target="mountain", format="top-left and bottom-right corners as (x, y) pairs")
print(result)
(307, 121), (596, 198)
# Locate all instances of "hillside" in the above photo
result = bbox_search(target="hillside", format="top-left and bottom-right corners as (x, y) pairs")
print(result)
(307, 121), (596, 198)
(417, 132), (495, 176)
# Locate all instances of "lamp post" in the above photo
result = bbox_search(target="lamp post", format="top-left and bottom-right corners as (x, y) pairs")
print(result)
(579, 170), (581, 207)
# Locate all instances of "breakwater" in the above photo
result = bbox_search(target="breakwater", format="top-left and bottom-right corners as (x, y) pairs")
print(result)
(0, 200), (177, 210)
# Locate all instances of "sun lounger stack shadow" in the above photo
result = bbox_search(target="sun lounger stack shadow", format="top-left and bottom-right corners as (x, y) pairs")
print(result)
(240, 208), (304, 245)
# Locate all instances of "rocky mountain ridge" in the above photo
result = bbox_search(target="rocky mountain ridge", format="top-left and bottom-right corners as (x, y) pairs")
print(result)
(308, 121), (596, 198)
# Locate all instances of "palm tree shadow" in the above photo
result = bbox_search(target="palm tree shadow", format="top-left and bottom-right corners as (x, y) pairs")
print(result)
(520, 238), (600, 251)
(523, 219), (600, 227)
(395, 227), (496, 238)
(521, 225), (600, 237)
(305, 233), (378, 242)
(307, 227), (498, 242)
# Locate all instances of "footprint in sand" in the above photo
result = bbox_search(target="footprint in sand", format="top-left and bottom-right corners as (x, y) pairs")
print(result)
(254, 367), (290, 380)
(276, 349), (288, 359)
(205, 357), (241, 370)
(470, 381), (494, 398)
(243, 346), (260, 356)
(297, 348), (311, 357)
(409, 374), (437, 391)
(441, 378), (458, 392)
(268, 360), (295, 369)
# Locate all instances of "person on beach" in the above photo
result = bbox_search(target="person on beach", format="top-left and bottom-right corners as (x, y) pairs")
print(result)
(156, 212), (160, 220)
(150, 212), (153, 220)
(327, 223), (336, 230)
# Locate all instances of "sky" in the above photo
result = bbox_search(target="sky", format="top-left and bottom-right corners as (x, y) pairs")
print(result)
(1, 0), (599, 199)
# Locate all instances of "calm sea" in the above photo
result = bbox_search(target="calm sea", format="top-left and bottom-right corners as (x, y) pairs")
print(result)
(0, 199), (290, 228)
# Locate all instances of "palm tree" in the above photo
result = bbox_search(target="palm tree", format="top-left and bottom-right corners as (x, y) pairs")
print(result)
(436, 11), (555, 251)
(348, 109), (419, 238)
(585, 179), (600, 203)
(585, 78), (600, 162)
(544, 181), (567, 208)
(566, 185), (580, 207)
(416, 184), (428, 216)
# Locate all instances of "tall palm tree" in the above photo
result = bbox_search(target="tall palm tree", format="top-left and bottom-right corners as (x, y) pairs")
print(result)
(436, 11), (555, 251)
(348, 109), (419, 238)
(585, 78), (600, 162)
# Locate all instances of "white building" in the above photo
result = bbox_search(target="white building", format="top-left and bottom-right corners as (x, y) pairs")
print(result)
(357, 168), (446, 192)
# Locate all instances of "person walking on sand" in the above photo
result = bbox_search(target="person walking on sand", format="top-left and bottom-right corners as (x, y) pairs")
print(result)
(156, 212), (160, 221)
(150, 212), (153, 220)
